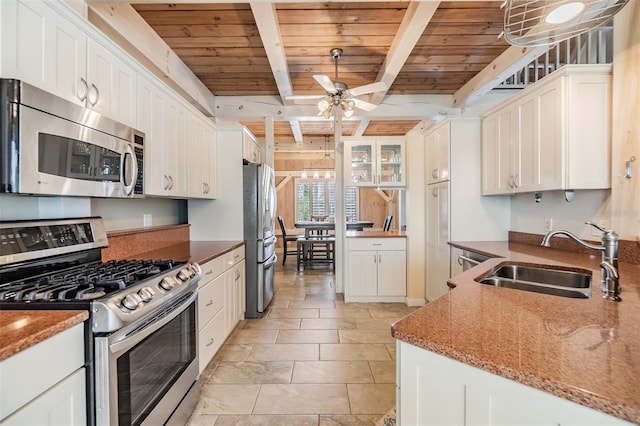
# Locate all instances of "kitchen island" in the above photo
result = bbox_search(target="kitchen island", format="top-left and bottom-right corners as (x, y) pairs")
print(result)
(392, 240), (640, 425)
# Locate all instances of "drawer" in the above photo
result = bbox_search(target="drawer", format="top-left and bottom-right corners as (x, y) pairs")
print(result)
(198, 274), (225, 329)
(0, 323), (84, 421)
(348, 237), (406, 251)
(198, 309), (226, 373)
(198, 256), (226, 288)
(224, 246), (245, 269)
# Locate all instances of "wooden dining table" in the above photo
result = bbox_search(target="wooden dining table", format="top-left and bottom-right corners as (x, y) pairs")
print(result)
(294, 220), (374, 237)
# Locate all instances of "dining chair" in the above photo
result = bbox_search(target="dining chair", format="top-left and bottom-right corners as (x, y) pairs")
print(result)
(383, 215), (393, 231)
(278, 216), (304, 265)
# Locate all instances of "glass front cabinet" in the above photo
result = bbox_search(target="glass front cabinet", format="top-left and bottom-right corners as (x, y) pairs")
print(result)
(344, 137), (405, 187)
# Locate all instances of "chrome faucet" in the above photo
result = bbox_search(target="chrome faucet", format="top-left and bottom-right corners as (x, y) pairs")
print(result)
(541, 222), (621, 301)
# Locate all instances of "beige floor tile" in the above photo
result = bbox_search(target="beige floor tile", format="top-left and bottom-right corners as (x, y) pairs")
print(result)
(288, 300), (337, 309)
(186, 414), (218, 425)
(242, 318), (301, 330)
(253, 384), (350, 415)
(215, 414), (319, 425)
(367, 304), (419, 319)
(355, 318), (395, 330)
(320, 307), (372, 319)
(276, 329), (339, 344)
(247, 343), (319, 361)
(194, 384), (260, 415)
(320, 344), (392, 361)
(300, 318), (357, 330)
(385, 343), (396, 360)
(338, 329), (395, 344)
(268, 308), (320, 319)
(368, 361), (396, 383)
(213, 344), (253, 362)
(226, 329), (278, 344)
(305, 292), (337, 301)
(268, 299), (291, 309)
(291, 361), (374, 384)
(319, 414), (383, 425)
(347, 383), (396, 414)
(208, 361), (293, 384)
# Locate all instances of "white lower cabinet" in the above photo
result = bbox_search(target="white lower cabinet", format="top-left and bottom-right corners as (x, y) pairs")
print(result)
(397, 341), (632, 426)
(0, 323), (85, 425)
(197, 246), (246, 374)
(346, 238), (406, 302)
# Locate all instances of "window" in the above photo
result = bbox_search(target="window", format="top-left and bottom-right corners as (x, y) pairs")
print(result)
(295, 178), (358, 222)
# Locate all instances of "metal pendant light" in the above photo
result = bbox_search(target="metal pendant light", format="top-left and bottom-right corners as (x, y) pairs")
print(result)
(503, 0), (629, 46)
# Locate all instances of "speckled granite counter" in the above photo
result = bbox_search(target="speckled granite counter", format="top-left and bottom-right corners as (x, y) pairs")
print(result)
(391, 241), (640, 424)
(0, 310), (88, 361)
(107, 241), (245, 265)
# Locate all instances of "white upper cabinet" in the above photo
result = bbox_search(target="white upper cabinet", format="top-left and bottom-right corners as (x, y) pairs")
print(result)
(482, 65), (612, 195)
(188, 113), (218, 199)
(242, 130), (263, 164)
(426, 121), (451, 184)
(344, 137), (405, 187)
(1, 0), (137, 127)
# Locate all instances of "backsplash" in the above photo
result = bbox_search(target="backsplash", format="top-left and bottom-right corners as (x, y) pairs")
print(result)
(102, 224), (190, 261)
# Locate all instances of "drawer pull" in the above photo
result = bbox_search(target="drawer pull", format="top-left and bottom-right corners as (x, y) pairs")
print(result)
(373, 243), (382, 246)
(205, 300), (214, 306)
(234, 254), (240, 259)
(205, 338), (215, 347)
(205, 270), (213, 275)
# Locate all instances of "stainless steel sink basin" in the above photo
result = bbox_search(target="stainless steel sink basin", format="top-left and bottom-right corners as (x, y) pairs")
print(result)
(477, 263), (591, 299)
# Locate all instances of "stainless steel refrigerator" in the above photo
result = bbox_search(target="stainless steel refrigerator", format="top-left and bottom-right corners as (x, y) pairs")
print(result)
(243, 163), (277, 318)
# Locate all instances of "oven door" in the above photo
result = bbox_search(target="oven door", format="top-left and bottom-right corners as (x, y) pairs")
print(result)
(94, 290), (199, 426)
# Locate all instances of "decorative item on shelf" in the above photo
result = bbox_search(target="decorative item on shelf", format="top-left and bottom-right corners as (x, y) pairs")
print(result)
(503, 0), (630, 46)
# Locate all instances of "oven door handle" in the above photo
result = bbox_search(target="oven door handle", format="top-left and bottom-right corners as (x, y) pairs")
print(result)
(109, 289), (197, 354)
(121, 143), (138, 196)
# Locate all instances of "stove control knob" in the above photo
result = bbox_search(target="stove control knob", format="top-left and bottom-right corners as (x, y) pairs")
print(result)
(121, 293), (142, 311)
(160, 276), (177, 291)
(138, 287), (154, 302)
(177, 268), (191, 282)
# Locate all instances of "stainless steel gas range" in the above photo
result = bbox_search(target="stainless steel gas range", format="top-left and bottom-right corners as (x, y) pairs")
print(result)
(0, 217), (201, 426)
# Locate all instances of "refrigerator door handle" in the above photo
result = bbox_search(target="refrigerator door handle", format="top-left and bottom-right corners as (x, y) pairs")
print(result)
(263, 235), (277, 248)
(264, 254), (278, 268)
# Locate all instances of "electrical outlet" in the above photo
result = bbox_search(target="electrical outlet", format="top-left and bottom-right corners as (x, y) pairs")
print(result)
(143, 214), (152, 227)
(544, 217), (553, 232)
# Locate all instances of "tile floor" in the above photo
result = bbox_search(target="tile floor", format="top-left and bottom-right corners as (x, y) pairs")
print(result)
(187, 261), (418, 425)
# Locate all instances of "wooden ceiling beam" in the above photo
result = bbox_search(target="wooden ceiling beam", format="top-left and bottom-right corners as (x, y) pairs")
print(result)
(352, 120), (371, 137)
(290, 121), (304, 144)
(370, 1), (441, 105)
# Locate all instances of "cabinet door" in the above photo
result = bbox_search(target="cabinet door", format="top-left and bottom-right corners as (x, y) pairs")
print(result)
(377, 250), (406, 296)
(187, 114), (205, 198)
(345, 141), (375, 186)
(2, 369), (86, 426)
(426, 183), (450, 301)
(426, 123), (450, 184)
(86, 38), (137, 127)
(164, 98), (188, 197)
(347, 250), (378, 296)
(203, 123), (218, 199)
(482, 107), (514, 195)
(138, 76), (167, 196)
(1, 1), (87, 107)
(235, 260), (246, 321)
(377, 139), (405, 187)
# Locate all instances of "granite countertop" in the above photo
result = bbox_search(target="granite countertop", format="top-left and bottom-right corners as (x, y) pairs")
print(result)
(0, 310), (88, 361)
(392, 241), (640, 424)
(346, 230), (406, 238)
(118, 241), (245, 264)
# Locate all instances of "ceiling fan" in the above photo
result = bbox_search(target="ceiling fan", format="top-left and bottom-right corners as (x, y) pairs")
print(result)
(286, 48), (387, 118)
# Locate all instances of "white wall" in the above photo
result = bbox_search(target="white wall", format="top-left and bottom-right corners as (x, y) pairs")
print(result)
(0, 194), (91, 220)
(91, 198), (186, 231)
(510, 189), (612, 239)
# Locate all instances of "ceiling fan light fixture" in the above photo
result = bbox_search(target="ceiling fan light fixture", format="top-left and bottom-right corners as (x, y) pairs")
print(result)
(318, 99), (330, 112)
(343, 107), (354, 118)
(545, 2), (586, 23)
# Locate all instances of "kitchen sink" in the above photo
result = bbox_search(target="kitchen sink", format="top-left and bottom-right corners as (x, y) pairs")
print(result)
(477, 263), (592, 299)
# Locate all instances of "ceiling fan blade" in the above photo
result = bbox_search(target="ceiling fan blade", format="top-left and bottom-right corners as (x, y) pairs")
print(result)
(313, 75), (337, 93)
(352, 98), (378, 112)
(348, 81), (387, 97)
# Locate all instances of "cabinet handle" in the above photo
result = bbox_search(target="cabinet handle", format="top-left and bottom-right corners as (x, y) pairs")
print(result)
(163, 174), (170, 190)
(205, 300), (214, 306)
(432, 189), (438, 197)
(205, 338), (215, 347)
(168, 175), (174, 190)
(432, 169), (438, 179)
(78, 78), (88, 102)
(378, 254), (382, 263)
(372, 243), (382, 246)
(88, 83), (99, 107)
(235, 270), (240, 280)
(508, 176), (515, 189)
(374, 254), (377, 263)
(513, 174), (519, 188)
(205, 269), (213, 275)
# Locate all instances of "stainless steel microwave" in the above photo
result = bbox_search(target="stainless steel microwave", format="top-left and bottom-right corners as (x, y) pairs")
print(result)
(0, 79), (144, 198)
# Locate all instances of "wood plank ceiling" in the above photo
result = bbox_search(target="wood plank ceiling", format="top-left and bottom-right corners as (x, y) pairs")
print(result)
(132, 1), (509, 149)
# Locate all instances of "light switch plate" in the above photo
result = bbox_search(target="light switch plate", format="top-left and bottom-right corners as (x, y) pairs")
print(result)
(143, 214), (152, 227)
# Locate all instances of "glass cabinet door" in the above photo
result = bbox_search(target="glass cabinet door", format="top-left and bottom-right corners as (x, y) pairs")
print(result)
(377, 140), (404, 186)
(346, 142), (374, 186)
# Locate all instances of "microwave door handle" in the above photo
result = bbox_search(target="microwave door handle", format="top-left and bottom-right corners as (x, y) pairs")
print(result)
(121, 144), (137, 196)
